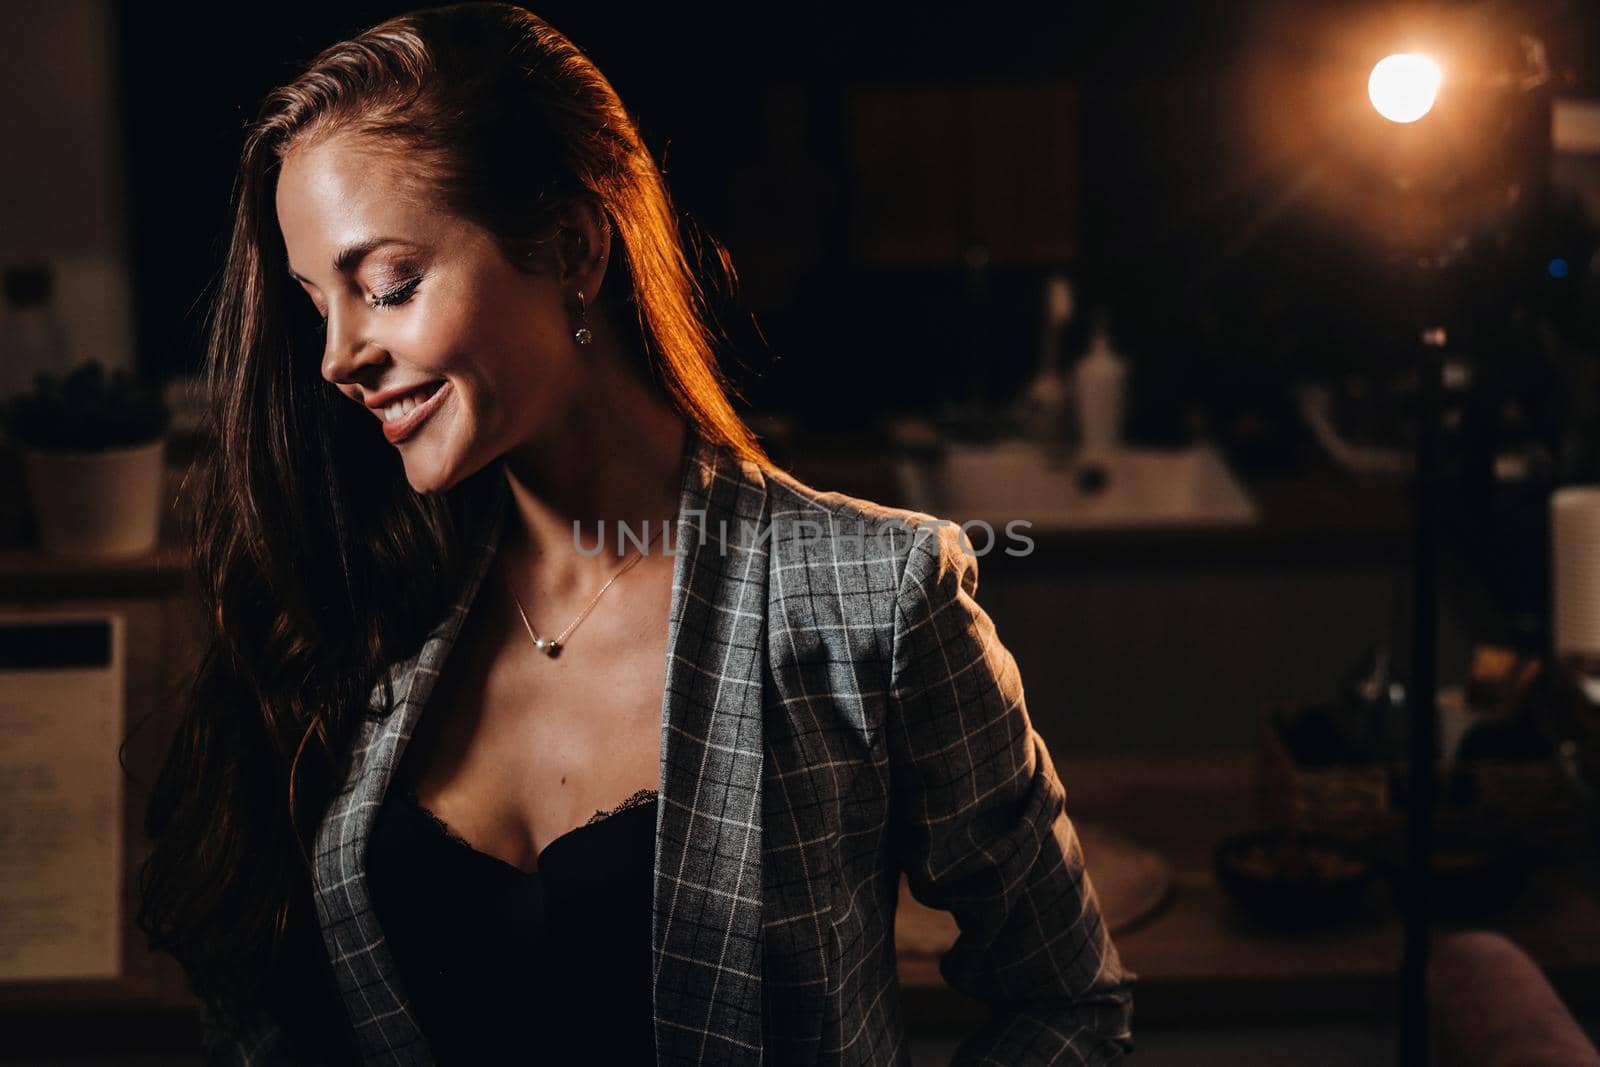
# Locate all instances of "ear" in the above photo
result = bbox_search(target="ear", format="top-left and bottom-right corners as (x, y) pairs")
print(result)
(556, 198), (612, 299)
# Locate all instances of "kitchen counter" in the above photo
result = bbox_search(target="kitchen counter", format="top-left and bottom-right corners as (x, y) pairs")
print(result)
(899, 750), (1600, 1036)
(774, 431), (1413, 571)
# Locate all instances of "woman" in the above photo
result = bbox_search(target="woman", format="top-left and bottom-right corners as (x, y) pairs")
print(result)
(138, 4), (1136, 1065)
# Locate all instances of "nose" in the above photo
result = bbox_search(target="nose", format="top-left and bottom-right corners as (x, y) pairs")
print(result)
(318, 304), (387, 388)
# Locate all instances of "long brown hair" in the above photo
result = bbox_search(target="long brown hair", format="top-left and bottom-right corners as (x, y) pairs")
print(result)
(138, 3), (769, 1052)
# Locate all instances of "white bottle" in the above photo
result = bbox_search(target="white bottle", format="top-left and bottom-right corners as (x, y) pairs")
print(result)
(1074, 314), (1127, 456)
(1011, 273), (1075, 443)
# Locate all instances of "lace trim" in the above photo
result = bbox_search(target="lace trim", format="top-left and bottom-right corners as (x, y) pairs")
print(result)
(584, 786), (659, 826)
(399, 784), (481, 854)
(399, 784), (658, 848)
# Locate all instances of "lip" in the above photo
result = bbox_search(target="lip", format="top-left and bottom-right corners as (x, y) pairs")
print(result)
(379, 379), (452, 445)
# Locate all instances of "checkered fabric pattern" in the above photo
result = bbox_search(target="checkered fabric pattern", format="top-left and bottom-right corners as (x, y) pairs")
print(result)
(201, 428), (1135, 1065)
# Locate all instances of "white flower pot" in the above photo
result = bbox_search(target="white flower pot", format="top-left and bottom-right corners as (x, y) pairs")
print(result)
(21, 439), (167, 556)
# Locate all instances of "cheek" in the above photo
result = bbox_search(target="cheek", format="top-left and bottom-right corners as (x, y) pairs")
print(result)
(463, 292), (582, 387)
(429, 273), (566, 364)
(399, 298), (478, 370)
(445, 333), (574, 435)
(414, 267), (581, 433)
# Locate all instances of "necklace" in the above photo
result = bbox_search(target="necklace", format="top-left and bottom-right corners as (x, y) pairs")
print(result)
(506, 524), (664, 659)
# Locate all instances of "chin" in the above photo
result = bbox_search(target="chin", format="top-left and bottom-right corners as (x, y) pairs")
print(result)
(397, 437), (467, 496)
(389, 392), (472, 492)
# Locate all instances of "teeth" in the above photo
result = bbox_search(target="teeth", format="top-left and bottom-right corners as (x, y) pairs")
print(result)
(382, 385), (438, 422)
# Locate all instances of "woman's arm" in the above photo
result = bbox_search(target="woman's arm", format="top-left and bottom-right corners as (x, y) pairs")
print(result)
(886, 519), (1136, 1066)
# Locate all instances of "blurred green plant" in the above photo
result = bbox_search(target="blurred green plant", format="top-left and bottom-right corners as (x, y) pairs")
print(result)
(2, 360), (170, 451)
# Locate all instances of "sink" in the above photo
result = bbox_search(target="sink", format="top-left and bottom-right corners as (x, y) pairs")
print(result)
(893, 440), (1259, 531)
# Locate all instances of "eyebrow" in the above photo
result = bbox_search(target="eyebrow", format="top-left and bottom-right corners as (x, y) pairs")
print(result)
(286, 237), (418, 284)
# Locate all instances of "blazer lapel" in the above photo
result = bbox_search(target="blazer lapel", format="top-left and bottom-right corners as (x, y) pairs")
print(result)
(312, 471), (509, 1064)
(652, 431), (770, 1065)
(313, 429), (770, 1065)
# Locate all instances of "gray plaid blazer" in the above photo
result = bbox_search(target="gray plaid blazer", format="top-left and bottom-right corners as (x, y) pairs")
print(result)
(203, 428), (1135, 1065)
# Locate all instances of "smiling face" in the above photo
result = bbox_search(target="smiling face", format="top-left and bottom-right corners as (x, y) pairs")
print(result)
(274, 133), (585, 494)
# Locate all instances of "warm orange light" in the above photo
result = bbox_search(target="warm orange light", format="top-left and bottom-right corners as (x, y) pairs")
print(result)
(1368, 53), (1442, 123)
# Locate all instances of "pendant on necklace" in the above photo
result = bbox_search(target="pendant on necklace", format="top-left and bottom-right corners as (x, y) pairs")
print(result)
(534, 637), (562, 658)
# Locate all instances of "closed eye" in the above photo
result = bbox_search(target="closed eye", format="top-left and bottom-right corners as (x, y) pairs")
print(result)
(370, 277), (421, 309)
(300, 277), (420, 336)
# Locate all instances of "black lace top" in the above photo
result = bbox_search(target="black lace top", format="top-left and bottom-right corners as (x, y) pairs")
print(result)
(365, 782), (659, 1065)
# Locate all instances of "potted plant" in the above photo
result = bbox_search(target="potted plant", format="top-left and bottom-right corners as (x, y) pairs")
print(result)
(1, 360), (172, 555)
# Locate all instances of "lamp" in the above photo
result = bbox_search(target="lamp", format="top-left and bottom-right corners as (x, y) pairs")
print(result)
(1362, 45), (1447, 1067)
(1369, 53), (1443, 124)
(1366, 34), (1551, 1065)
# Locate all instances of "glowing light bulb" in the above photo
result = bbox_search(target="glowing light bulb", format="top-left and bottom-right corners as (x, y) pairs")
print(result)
(1368, 53), (1442, 123)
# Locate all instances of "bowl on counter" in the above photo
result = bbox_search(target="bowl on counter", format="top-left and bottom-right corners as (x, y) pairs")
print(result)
(1214, 828), (1377, 927)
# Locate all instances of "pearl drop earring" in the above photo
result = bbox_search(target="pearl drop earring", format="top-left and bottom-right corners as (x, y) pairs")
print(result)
(573, 289), (593, 347)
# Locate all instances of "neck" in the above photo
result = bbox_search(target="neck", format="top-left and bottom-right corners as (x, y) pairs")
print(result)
(499, 344), (688, 598)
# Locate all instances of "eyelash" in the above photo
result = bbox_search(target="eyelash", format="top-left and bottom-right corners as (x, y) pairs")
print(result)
(311, 277), (422, 333)
(371, 277), (422, 308)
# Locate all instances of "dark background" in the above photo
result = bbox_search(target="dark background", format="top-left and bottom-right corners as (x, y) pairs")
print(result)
(115, 0), (1600, 457)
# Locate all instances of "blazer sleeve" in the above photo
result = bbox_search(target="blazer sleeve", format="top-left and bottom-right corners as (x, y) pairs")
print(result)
(885, 519), (1137, 1066)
